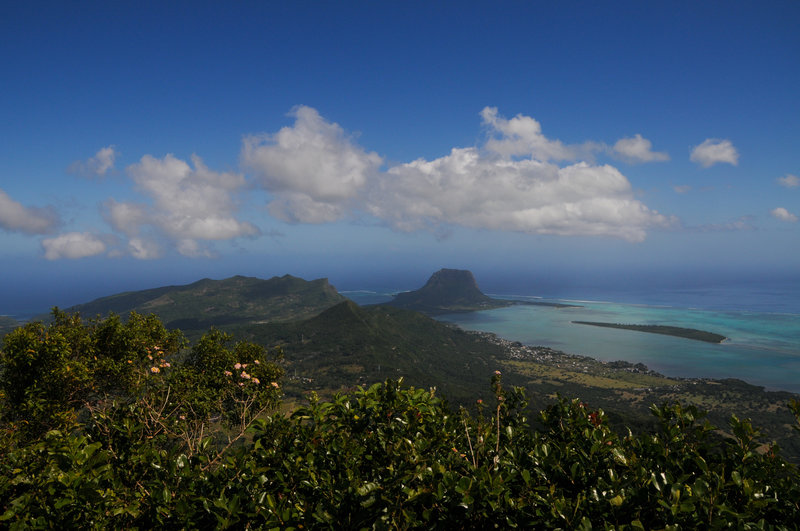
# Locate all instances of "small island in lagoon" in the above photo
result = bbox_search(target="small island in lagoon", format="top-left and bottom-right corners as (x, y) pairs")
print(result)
(572, 321), (727, 344)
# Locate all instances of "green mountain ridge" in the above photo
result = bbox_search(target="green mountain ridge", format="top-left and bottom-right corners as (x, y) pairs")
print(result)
(53, 274), (345, 332)
(228, 300), (503, 402)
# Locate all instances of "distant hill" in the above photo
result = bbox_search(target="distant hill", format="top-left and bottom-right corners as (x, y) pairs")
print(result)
(0, 316), (21, 337)
(386, 268), (577, 315)
(386, 269), (514, 315)
(227, 299), (505, 402)
(58, 275), (346, 332)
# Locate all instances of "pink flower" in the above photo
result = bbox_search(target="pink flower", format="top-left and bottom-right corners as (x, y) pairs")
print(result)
(150, 366), (160, 374)
(494, 370), (501, 376)
(241, 371), (251, 380)
(252, 377), (260, 385)
(224, 370), (232, 377)
(234, 363), (242, 370)
(270, 382), (279, 388)
(254, 359), (260, 365)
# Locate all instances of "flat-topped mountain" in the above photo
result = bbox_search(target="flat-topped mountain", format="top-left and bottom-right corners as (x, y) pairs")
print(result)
(58, 274), (346, 331)
(386, 269), (514, 315)
(386, 268), (578, 315)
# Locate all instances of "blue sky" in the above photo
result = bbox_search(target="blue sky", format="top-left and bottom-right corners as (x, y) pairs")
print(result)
(1, 1), (799, 314)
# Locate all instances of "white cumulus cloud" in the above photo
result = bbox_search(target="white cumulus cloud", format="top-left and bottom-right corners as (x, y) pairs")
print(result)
(480, 106), (575, 161)
(103, 200), (149, 237)
(777, 174), (799, 188)
(368, 147), (672, 242)
(68, 146), (118, 177)
(771, 207), (798, 223)
(104, 153), (259, 258)
(0, 189), (59, 234)
(690, 138), (739, 167)
(611, 134), (669, 163)
(241, 105), (383, 223)
(243, 106), (675, 242)
(128, 237), (162, 260)
(42, 232), (108, 260)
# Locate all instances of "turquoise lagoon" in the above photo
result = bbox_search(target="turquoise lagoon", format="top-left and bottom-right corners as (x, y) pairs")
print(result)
(343, 286), (800, 394)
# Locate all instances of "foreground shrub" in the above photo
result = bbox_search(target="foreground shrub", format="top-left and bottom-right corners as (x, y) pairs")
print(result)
(2, 312), (799, 528)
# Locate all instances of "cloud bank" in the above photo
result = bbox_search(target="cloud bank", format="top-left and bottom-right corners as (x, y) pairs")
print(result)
(68, 146), (118, 177)
(690, 138), (739, 167)
(242, 106), (673, 242)
(42, 232), (108, 260)
(771, 207), (798, 223)
(611, 134), (669, 163)
(0, 189), (59, 234)
(103, 153), (259, 258)
(370, 150), (671, 241)
(777, 174), (799, 188)
(480, 107), (576, 161)
(40, 106), (681, 259)
(241, 105), (383, 223)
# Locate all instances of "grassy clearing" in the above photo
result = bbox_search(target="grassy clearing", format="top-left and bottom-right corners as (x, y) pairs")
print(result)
(502, 359), (676, 390)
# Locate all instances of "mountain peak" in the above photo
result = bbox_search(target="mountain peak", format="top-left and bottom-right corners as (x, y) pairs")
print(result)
(424, 268), (483, 292)
(387, 269), (510, 315)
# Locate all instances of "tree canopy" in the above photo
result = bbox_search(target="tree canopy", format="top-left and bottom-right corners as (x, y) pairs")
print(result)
(2, 311), (799, 528)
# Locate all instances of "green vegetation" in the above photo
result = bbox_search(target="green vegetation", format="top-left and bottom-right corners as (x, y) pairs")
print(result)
(492, 340), (800, 460)
(4, 273), (800, 526)
(2, 313), (800, 528)
(55, 274), (345, 335)
(227, 300), (505, 403)
(11, 272), (797, 459)
(0, 317), (19, 338)
(572, 321), (727, 343)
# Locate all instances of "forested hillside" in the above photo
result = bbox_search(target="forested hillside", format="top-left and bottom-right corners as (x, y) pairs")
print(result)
(57, 275), (345, 334)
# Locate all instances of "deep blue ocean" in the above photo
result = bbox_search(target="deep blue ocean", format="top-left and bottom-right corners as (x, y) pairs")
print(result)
(343, 279), (800, 394)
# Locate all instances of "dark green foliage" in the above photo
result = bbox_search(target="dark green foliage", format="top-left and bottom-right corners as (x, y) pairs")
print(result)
(51, 274), (345, 335)
(231, 301), (504, 402)
(2, 312), (800, 528)
(0, 316), (20, 338)
(0, 309), (186, 440)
